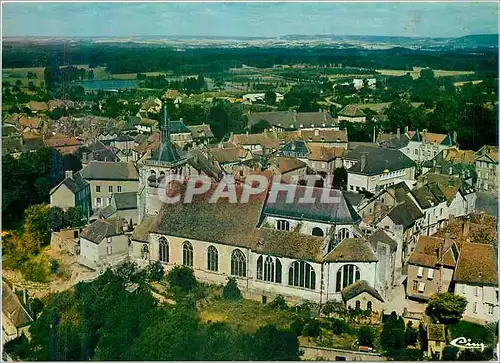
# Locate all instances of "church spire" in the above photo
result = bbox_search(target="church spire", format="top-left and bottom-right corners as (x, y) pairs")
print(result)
(160, 105), (170, 144)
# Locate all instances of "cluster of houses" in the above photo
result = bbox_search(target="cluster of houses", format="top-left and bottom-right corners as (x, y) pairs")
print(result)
(42, 105), (499, 333)
(2, 95), (496, 338)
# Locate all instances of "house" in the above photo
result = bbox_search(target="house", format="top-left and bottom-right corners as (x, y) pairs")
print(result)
(353, 79), (364, 90)
(229, 132), (280, 155)
(337, 105), (366, 123)
(242, 92), (284, 104)
(454, 242), (498, 324)
(50, 170), (92, 216)
(48, 99), (75, 112)
(301, 128), (348, 149)
(111, 134), (136, 152)
(79, 219), (130, 270)
(307, 144), (345, 174)
(422, 148), (476, 184)
(27, 101), (48, 113)
(405, 129), (457, 164)
(279, 140), (310, 161)
(169, 119), (193, 148)
(2, 124), (23, 154)
(474, 145), (498, 193)
(136, 118), (157, 134)
(208, 146), (253, 174)
(44, 135), (83, 155)
(140, 97), (162, 115)
(406, 236), (459, 301)
(341, 280), (384, 312)
(409, 182), (450, 236)
(97, 132), (118, 142)
(18, 116), (44, 133)
(99, 191), (138, 226)
(2, 281), (33, 342)
(344, 145), (416, 193)
(246, 110), (337, 132)
(50, 227), (82, 255)
(80, 140), (119, 164)
(366, 78), (376, 89)
(427, 324), (446, 359)
(79, 161), (139, 209)
(376, 128), (410, 152)
(267, 157), (308, 180)
(188, 124), (214, 145)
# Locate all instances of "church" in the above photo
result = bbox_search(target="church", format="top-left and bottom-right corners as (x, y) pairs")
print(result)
(129, 107), (401, 307)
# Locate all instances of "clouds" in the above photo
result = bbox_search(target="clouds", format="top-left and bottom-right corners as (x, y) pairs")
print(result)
(2, 2), (498, 38)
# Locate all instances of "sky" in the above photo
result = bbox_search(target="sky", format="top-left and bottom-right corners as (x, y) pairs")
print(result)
(2, 1), (498, 38)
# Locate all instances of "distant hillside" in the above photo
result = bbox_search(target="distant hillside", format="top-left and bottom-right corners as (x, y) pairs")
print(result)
(448, 34), (498, 47)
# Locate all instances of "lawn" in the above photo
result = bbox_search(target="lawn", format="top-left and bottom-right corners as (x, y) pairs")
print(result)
(448, 321), (494, 344)
(199, 297), (298, 333)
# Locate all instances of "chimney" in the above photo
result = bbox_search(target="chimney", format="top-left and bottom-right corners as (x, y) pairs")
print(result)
(360, 154), (367, 172)
(65, 170), (73, 179)
(397, 127), (400, 140)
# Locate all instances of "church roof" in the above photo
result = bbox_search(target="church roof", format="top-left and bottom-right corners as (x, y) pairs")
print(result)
(324, 238), (378, 263)
(262, 185), (361, 225)
(341, 280), (384, 302)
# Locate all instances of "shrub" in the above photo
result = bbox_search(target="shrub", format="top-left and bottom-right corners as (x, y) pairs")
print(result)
(145, 261), (164, 282)
(442, 346), (459, 361)
(268, 295), (288, 310)
(290, 318), (305, 336)
(166, 266), (198, 295)
(329, 318), (350, 335)
(357, 326), (375, 347)
(222, 277), (242, 300)
(302, 319), (321, 337)
(405, 321), (419, 346)
(20, 258), (50, 283)
(50, 259), (60, 274)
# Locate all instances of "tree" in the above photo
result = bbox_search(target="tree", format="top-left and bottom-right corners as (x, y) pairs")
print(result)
(264, 90), (277, 105)
(358, 326), (375, 347)
(144, 261), (164, 282)
(64, 207), (86, 227)
(333, 167), (348, 190)
(249, 324), (301, 360)
(457, 347), (494, 361)
(166, 266), (198, 295)
(49, 206), (65, 231)
(442, 346), (459, 361)
(404, 321), (418, 346)
(426, 292), (468, 324)
(380, 311), (406, 356)
(249, 119), (270, 134)
(268, 295), (289, 311)
(222, 277), (242, 300)
(24, 204), (51, 251)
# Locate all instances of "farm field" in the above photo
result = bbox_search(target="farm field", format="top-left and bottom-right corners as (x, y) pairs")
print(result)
(377, 67), (475, 79)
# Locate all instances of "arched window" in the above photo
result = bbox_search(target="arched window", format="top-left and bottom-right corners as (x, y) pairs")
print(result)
(355, 300), (361, 310)
(277, 220), (290, 231)
(335, 264), (361, 292)
(337, 228), (349, 241)
(312, 227), (324, 237)
(183, 241), (193, 267)
(367, 301), (372, 311)
(207, 245), (218, 272)
(264, 256), (275, 282)
(158, 237), (169, 263)
(257, 256), (263, 280)
(231, 249), (246, 277)
(275, 258), (282, 283)
(148, 170), (157, 183)
(257, 256), (282, 283)
(288, 261), (316, 290)
(141, 244), (149, 260)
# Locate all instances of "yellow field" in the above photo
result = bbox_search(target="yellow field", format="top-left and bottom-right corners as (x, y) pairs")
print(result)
(377, 68), (475, 79)
(453, 80), (483, 87)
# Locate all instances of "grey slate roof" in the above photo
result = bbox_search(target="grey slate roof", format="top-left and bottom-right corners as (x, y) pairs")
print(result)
(2, 281), (33, 328)
(131, 215), (157, 242)
(341, 280), (384, 302)
(262, 185), (361, 224)
(150, 140), (184, 164)
(80, 161), (139, 181)
(279, 140), (310, 158)
(115, 134), (135, 142)
(345, 145), (416, 175)
(247, 111), (336, 129)
(338, 105), (366, 117)
(80, 219), (122, 244)
(50, 172), (88, 195)
(324, 238), (378, 263)
(344, 191), (366, 209)
(387, 197), (424, 230)
(368, 229), (398, 252)
(113, 191), (137, 210)
(169, 120), (191, 134)
(188, 124), (214, 139)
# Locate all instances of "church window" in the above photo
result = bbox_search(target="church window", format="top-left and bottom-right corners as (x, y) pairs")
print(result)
(141, 244), (149, 260)
(355, 300), (361, 310)
(183, 241), (194, 267)
(335, 264), (361, 292)
(159, 237), (169, 263)
(312, 227), (324, 237)
(231, 249), (246, 277)
(277, 220), (290, 231)
(288, 261), (316, 290)
(207, 246), (218, 272)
